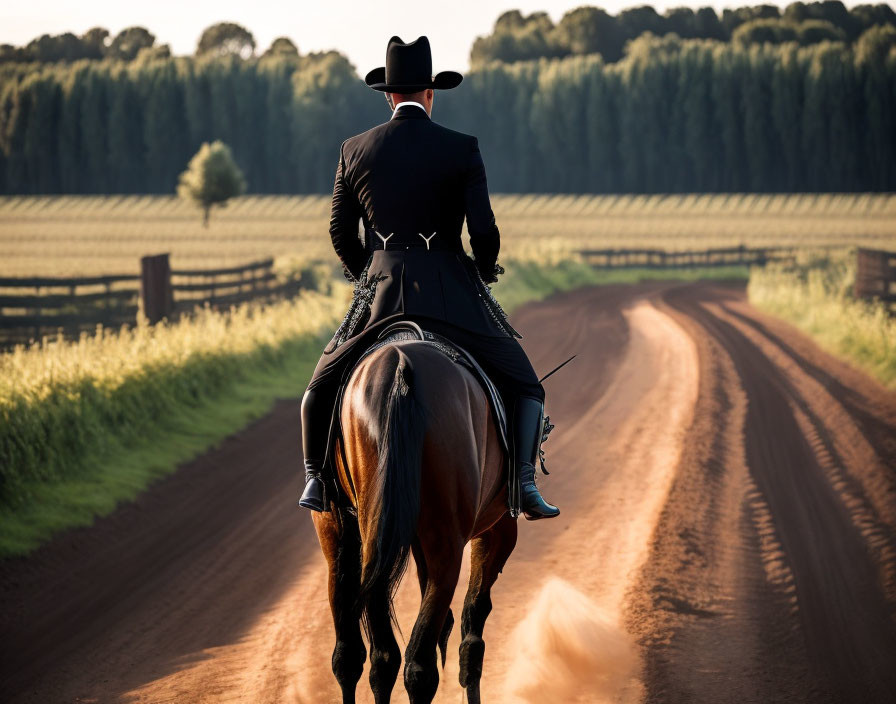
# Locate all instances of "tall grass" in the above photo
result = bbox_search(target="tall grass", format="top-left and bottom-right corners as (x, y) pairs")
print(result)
(0, 289), (347, 555)
(748, 250), (896, 388)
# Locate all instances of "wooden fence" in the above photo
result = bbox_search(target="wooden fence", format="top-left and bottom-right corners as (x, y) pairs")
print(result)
(579, 245), (791, 269)
(0, 254), (305, 347)
(0, 273), (141, 347)
(171, 257), (303, 315)
(855, 248), (896, 303)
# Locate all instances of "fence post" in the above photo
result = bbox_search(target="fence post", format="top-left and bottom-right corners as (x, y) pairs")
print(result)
(140, 253), (174, 324)
(855, 248), (883, 300)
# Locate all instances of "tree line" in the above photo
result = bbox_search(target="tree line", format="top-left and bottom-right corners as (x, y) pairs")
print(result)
(1, 21), (287, 65)
(471, 2), (896, 65)
(1, 21), (894, 195)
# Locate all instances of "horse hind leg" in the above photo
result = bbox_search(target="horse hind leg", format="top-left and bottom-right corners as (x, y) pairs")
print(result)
(404, 546), (463, 704)
(364, 579), (402, 704)
(459, 514), (518, 704)
(314, 509), (366, 704)
(411, 540), (455, 670)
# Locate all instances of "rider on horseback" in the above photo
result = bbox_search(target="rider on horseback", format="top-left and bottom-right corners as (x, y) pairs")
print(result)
(298, 35), (559, 521)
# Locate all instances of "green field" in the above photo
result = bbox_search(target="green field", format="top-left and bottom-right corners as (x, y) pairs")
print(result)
(1, 193), (894, 276)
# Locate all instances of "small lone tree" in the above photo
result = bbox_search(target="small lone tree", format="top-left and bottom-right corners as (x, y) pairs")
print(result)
(177, 141), (246, 227)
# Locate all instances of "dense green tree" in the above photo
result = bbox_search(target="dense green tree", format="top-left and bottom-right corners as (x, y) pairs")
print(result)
(142, 60), (190, 191)
(618, 6), (668, 40)
(263, 37), (300, 59)
(584, 62), (620, 192)
(468, 3), (895, 66)
(798, 19), (848, 43)
(196, 22), (256, 59)
(107, 66), (145, 192)
(665, 7), (700, 39)
(771, 43), (807, 189)
(55, 65), (87, 192)
(742, 45), (780, 190)
(22, 74), (61, 192)
(134, 45), (172, 64)
(711, 44), (749, 192)
(851, 3), (896, 37)
(290, 51), (376, 192)
(81, 28), (110, 59)
(259, 58), (298, 192)
(694, 8), (726, 40)
(553, 7), (623, 62)
(80, 65), (109, 192)
(676, 41), (719, 190)
(470, 11), (568, 67)
(3, 81), (31, 192)
(722, 5), (782, 38)
(108, 27), (156, 62)
(183, 57), (213, 148)
(23, 33), (91, 63)
(531, 55), (599, 191)
(733, 18), (800, 44)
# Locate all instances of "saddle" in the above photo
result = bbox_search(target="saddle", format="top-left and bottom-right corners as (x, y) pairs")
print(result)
(320, 321), (512, 512)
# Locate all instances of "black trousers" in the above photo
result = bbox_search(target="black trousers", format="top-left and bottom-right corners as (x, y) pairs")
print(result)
(302, 316), (544, 463)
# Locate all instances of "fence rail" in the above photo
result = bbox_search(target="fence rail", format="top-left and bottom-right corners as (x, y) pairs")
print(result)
(855, 248), (896, 303)
(0, 273), (140, 346)
(0, 254), (305, 348)
(170, 257), (302, 313)
(579, 245), (793, 269)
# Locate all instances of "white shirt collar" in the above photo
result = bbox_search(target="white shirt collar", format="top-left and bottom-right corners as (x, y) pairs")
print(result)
(391, 100), (429, 119)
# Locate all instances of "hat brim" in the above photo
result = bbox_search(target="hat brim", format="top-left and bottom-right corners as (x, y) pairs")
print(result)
(364, 68), (463, 92)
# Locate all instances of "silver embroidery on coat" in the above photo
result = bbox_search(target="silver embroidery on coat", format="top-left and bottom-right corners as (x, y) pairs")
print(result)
(465, 258), (520, 339)
(325, 262), (387, 353)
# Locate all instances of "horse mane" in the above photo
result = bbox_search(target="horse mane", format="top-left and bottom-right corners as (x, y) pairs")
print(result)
(357, 345), (427, 634)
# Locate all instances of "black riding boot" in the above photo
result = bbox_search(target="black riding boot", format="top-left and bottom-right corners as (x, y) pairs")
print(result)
(298, 386), (331, 512)
(513, 396), (560, 520)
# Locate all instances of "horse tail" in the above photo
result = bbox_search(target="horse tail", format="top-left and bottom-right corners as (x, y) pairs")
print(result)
(359, 346), (426, 630)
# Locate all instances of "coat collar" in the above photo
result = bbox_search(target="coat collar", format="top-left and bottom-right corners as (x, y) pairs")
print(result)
(391, 102), (430, 121)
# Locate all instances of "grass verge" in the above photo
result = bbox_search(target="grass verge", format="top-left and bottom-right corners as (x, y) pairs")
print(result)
(1, 291), (345, 557)
(748, 249), (896, 389)
(0, 336), (327, 557)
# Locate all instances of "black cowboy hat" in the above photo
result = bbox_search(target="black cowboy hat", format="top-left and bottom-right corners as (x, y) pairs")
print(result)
(364, 35), (463, 92)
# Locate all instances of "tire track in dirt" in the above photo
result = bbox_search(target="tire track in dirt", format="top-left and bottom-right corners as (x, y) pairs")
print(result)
(627, 282), (896, 704)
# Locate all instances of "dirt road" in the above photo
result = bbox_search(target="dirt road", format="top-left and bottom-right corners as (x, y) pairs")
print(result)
(2, 281), (895, 703)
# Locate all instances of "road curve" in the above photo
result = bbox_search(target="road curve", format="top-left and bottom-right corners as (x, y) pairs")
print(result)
(1, 281), (894, 703)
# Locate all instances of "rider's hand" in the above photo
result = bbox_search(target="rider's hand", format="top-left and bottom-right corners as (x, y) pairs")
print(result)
(479, 261), (504, 285)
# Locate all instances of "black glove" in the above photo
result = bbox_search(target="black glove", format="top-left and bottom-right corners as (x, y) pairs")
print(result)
(478, 260), (504, 285)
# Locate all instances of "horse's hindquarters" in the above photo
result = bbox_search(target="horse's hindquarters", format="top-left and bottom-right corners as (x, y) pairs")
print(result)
(341, 341), (504, 543)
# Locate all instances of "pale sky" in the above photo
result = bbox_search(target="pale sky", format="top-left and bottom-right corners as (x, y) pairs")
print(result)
(1, 0), (868, 73)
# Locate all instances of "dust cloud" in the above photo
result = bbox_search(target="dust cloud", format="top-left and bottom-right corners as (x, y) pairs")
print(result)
(502, 578), (638, 703)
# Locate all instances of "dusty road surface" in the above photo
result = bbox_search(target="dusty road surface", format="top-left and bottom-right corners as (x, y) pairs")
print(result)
(2, 281), (895, 703)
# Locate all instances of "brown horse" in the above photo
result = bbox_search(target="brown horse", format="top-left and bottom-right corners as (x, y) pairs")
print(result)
(312, 338), (517, 704)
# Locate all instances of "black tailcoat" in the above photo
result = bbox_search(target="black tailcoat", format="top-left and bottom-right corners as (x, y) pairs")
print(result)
(325, 103), (516, 355)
